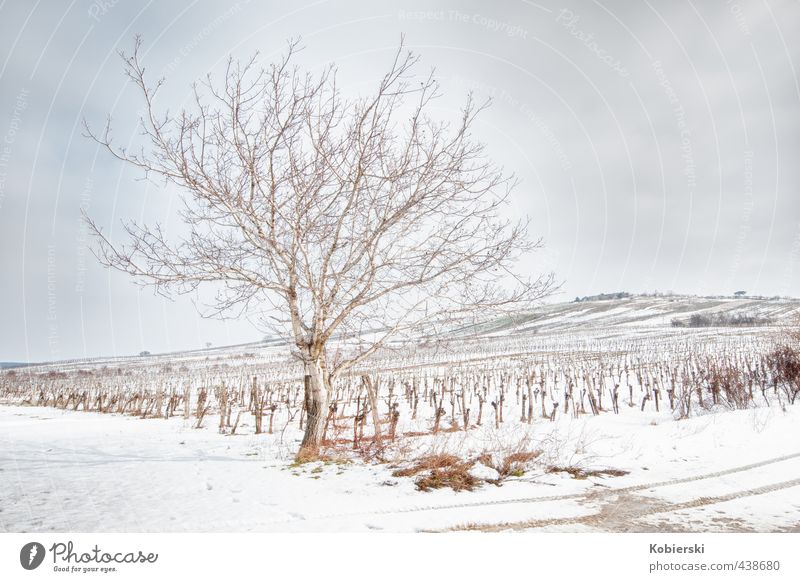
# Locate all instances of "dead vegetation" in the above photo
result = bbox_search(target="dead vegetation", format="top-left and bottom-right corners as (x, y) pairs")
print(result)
(767, 345), (800, 405)
(415, 465), (479, 492)
(392, 453), (463, 477)
(387, 448), (545, 491)
(545, 466), (629, 480)
(390, 453), (477, 492)
(498, 451), (543, 478)
(476, 450), (542, 479)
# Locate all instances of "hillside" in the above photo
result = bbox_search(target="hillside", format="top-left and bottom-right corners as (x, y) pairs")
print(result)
(483, 294), (800, 335)
(6, 294), (799, 374)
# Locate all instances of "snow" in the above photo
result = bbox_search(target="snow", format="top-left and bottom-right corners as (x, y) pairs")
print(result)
(2, 294), (799, 533)
(468, 463), (501, 481)
(1, 402), (798, 532)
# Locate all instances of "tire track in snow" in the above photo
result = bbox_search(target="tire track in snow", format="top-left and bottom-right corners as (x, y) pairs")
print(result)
(452, 476), (800, 532)
(617, 450), (800, 495)
(278, 450), (800, 525)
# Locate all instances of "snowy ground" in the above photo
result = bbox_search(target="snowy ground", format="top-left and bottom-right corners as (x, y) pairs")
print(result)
(3, 296), (798, 532)
(2, 403), (798, 532)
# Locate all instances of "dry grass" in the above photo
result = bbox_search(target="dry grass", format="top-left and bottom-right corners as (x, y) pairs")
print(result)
(391, 447), (544, 492)
(391, 453), (478, 492)
(392, 453), (463, 477)
(545, 465), (629, 480)
(415, 465), (479, 492)
(294, 445), (323, 464)
(498, 450), (542, 477)
(294, 445), (353, 466)
(476, 448), (542, 479)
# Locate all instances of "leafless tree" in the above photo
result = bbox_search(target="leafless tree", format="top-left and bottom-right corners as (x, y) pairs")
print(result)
(84, 37), (554, 457)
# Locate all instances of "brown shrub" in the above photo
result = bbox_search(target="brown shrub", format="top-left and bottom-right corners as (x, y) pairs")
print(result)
(391, 453), (478, 492)
(392, 453), (462, 477)
(475, 450), (542, 479)
(768, 345), (800, 404)
(415, 465), (478, 492)
(498, 450), (542, 477)
(707, 364), (752, 410)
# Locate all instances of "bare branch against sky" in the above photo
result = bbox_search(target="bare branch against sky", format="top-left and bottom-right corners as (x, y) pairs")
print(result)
(83, 37), (555, 452)
(0, 0), (798, 362)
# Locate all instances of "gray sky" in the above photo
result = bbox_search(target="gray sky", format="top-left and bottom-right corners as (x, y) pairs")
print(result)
(1, 0), (799, 362)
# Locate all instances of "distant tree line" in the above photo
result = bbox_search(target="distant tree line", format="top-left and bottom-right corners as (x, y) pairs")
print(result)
(573, 292), (631, 303)
(671, 312), (774, 328)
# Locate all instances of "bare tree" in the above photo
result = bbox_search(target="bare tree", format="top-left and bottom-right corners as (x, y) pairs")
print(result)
(84, 37), (554, 457)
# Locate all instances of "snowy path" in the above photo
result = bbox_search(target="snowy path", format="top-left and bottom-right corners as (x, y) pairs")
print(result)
(1, 405), (799, 532)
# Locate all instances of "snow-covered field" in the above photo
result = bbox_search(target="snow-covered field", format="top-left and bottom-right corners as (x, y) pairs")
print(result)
(1, 295), (799, 532)
(1, 403), (798, 532)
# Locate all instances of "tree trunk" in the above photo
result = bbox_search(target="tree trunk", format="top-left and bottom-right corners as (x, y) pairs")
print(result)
(362, 375), (382, 444)
(298, 357), (329, 459)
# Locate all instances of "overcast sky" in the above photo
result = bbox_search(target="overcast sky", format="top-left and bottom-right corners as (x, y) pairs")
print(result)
(1, 0), (799, 362)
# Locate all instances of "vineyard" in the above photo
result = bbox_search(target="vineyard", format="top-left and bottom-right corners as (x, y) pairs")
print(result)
(2, 295), (799, 532)
(2, 326), (796, 439)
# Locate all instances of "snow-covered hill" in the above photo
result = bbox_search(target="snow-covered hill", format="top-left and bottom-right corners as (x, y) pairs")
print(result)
(487, 294), (800, 334)
(8, 294), (799, 374)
